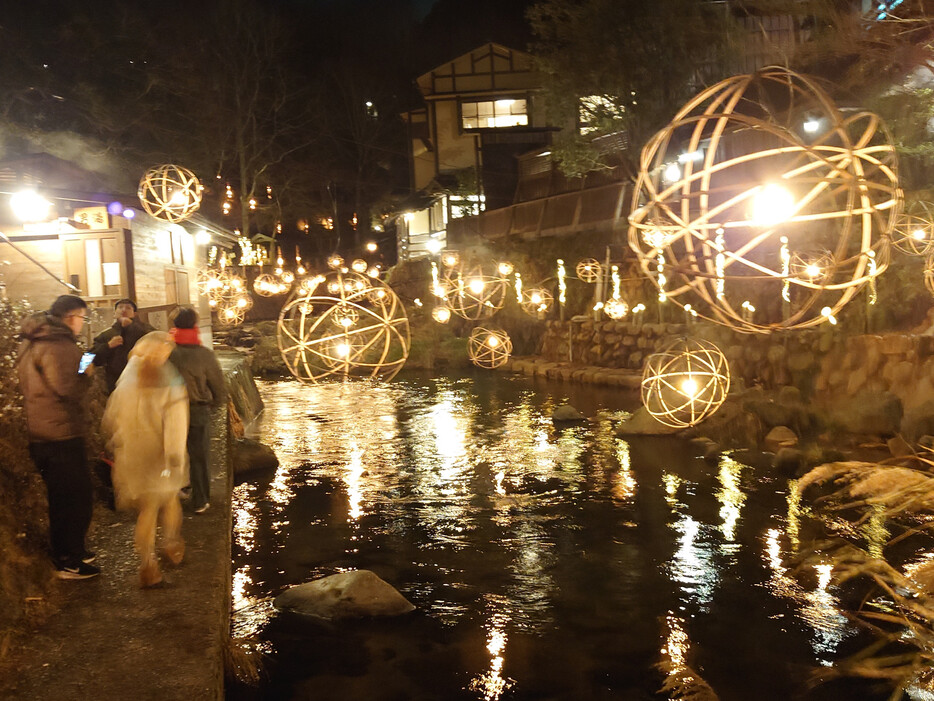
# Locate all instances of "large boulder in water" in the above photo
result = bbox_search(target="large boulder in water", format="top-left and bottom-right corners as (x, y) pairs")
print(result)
(552, 404), (586, 422)
(274, 570), (415, 620)
(232, 438), (278, 478)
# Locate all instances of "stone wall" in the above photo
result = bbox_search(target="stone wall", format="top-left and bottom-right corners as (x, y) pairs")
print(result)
(539, 320), (934, 409)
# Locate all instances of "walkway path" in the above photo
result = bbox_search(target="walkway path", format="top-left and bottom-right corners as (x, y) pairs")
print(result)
(0, 412), (231, 701)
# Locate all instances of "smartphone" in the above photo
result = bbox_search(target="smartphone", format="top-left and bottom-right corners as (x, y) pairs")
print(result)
(78, 352), (95, 374)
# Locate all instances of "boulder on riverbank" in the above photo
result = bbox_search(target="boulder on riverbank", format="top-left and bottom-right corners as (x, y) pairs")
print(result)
(274, 570), (415, 620)
(552, 404), (586, 422)
(232, 438), (279, 479)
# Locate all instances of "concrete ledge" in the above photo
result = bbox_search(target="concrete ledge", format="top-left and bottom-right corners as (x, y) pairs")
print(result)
(0, 411), (232, 700)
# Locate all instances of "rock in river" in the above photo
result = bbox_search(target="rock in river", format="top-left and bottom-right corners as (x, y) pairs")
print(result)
(274, 570), (415, 620)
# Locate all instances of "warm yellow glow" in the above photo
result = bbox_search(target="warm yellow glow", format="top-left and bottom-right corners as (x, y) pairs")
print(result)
(751, 183), (795, 226)
(335, 343), (351, 358)
(367, 267), (380, 278)
(11, 190), (52, 222)
(680, 378), (699, 398)
(328, 255), (344, 269)
(426, 238), (443, 254)
(468, 278), (485, 294)
(487, 335), (499, 348)
(442, 252), (459, 268)
(497, 261), (514, 276)
(530, 292), (542, 304)
(366, 242), (378, 252)
(432, 306), (451, 323)
(351, 259), (367, 273)
(805, 263), (821, 278)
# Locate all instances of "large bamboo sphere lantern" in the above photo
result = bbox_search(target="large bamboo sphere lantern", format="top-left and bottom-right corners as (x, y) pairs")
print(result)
(892, 201), (934, 256)
(468, 327), (513, 369)
(138, 164), (203, 223)
(641, 338), (730, 428)
(628, 66), (900, 333)
(277, 270), (409, 383)
(197, 268), (228, 297)
(441, 265), (509, 320)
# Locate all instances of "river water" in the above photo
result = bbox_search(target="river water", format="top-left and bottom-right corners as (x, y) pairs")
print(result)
(229, 372), (895, 701)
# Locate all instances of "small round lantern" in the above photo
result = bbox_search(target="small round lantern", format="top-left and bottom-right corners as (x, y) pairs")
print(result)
(604, 298), (630, 320)
(138, 164), (202, 223)
(576, 259), (603, 283)
(441, 264), (509, 320)
(520, 288), (554, 317)
(893, 202), (934, 256)
(641, 338), (730, 428)
(468, 327), (513, 369)
(432, 306), (452, 324)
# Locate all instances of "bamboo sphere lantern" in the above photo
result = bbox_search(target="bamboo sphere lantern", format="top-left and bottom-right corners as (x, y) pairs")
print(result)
(197, 268), (228, 297)
(641, 338), (730, 428)
(892, 202), (934, 256)
(628, 66), (900, 333)
(431, 305), (452, 324)
(520, 288), (554, 317)
(277, 270), (409, 383)
(468, 327), (513, 369)
(138, 164), (203, 222)
(217, 302), (247, 327)
(604, 298), (630, 320)
(576, 259), (603, 283)
(254, 273), (288, 296)
(441, 265), (509, 320)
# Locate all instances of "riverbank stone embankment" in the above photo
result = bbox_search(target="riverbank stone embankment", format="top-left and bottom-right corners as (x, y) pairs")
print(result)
(0, 353), (258, 701)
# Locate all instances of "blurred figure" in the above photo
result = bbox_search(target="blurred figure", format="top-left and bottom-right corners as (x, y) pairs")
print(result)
(102, 331), (188, 588)
(18, 294), (99, 579)
(92, 298), (154, 394)
(169, 308), (227, 514)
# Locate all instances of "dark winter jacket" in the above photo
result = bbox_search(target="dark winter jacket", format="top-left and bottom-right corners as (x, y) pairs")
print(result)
(169, 343), (227, 408)
(17, 313), (91, 442)
(91, 317), (154, 393)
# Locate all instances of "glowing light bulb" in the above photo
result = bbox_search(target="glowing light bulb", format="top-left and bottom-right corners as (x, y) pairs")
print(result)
(468, 278), (485, 294)
(681, 378), (699, 398)
(751, 184), (795, 226)
(805, 264), (821, 278)
(487, 335), (499, 348)
(336, 343), (351, 358)
(530, 292), (542, 304)
(497, 262), (514, 276)
(366, 242), (378, 252)
(426, 239), (443, 254)
(663, 163), (681, 183)
(351, 259), (367, 273)
(802, 118), (820, 134)
(432, 306), (451, 323)
(913, 229), (926, 241)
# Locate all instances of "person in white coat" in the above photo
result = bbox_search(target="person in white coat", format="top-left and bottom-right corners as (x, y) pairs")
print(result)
(102, 331), (189, 588)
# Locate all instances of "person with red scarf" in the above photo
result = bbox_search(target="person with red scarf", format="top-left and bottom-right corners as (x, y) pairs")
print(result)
(168, 308), (227, 513)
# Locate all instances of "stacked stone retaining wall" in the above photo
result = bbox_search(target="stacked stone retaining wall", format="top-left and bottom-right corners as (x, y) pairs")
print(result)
(538, 320), (934, 408)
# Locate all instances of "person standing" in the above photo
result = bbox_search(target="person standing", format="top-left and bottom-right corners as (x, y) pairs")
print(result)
(91, 298), (154, 393)
(169, 308), (227, 514)
(17, 294), (99, 579)
(102, 332), (188, 588)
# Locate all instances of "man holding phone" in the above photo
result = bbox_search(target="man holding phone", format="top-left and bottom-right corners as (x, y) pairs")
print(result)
(91, 298), (153, 393)
(17, 294), (99, 579)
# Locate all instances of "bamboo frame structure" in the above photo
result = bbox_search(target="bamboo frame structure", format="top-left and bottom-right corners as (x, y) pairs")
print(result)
(467, 327), (513, 369)
(277, 270), (410, 383)
(892, 202), (934, 256)
(138, 164), (203, 223)
(576, 258), (603, 283)
(628, 66), (900, 333)
(641, 338), (730, 428)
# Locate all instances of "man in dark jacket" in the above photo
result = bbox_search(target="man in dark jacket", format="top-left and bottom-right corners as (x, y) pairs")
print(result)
(18, 294), (99, 579)
(91, 298), (154, 393)
(169, 307), (227, 513)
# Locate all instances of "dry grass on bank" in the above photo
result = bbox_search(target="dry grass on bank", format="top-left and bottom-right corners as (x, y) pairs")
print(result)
(796, 461), (934, 698)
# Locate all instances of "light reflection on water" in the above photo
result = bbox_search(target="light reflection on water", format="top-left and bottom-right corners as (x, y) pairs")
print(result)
(230, 374), (884, 701)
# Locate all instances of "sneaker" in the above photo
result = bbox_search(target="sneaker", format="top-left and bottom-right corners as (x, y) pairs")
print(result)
(194, 503), (210, 514)
(56, 562), (101, 580)
(81, 550), (97, 564)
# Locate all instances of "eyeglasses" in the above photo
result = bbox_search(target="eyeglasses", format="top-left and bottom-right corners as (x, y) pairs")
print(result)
(68, 314), (90, 321)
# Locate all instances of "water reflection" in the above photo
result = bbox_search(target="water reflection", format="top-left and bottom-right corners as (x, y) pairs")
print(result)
(230, 376), (878, 700)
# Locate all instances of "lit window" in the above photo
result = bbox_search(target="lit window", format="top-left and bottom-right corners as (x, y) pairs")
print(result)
(461, 99), (528, 130)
